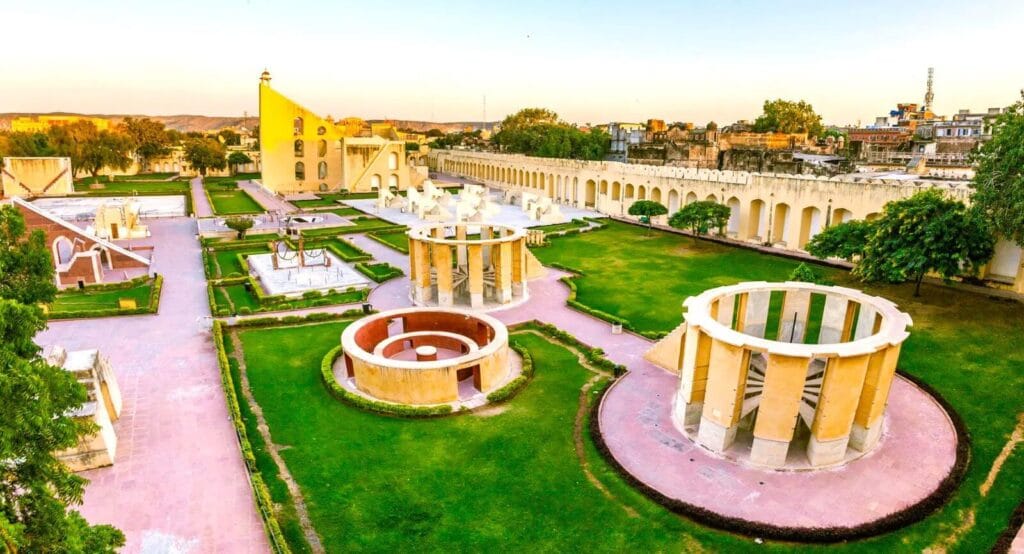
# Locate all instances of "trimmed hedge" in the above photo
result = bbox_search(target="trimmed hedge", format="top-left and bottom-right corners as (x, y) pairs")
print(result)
(555, 274), (668, 341)
(587, 368), (971, 543)
(319, 346), (453, 418)
(513, 320), (626, 376)
(992, 499), (1024, 553)
(485, 341), (534, 403)
(48, 274), (164, 320)
(366, 230), (410, 254)
(211, 321), (292, 553)
(355, 262), (403, 283)
(225, 309), (368, 329)
(207, 276), (369, 316)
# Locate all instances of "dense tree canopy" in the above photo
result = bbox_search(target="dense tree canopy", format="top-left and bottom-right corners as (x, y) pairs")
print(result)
(668, 201), (731, 237)
(224, 215), (254, 239)
(752, 99), (824, 138)
(855, 189), (994, 296)
(627, 200), (668, 234)
(0, 207), (124, 552)
(119, 117), (171, 171)
(492, 108), (610, 161)
(971, 94), (1024, 246)
(184, 138), (227, 176)
(805, 219), (875, 261)
(227, 151), (253, 174)
(78, 130), (134, 180)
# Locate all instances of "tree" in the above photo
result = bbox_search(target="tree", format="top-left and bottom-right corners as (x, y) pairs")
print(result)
(0, 206), (124, 552)
(855, 189), (995, 296)
(425, 128), (445, 138)
(806, 219), (876, 262)
(184, 138), (227, 176)
(224, 216), (254, 239)
(491, 109), (610, 161)
(227, 151), (253, 175)
(971, 93), (1024, 247)
(668, 201), (731, 238)
(79, 130), (134, 181)
(218, 129), (241, 146)
(0, 205), (58, 306)
(627, 200), (668, 235)
(789, 262), (822, 283)
(752, 99), (824, 138)
(498, 108), (559, 132)
(47, 120), (100, 177)
(120, 117), (171, 172)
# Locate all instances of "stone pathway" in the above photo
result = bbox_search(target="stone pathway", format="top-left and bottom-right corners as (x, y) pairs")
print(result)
(190, 177), (213, 217)
(36, 218), (269, 554)
(240, 180), (297, 214)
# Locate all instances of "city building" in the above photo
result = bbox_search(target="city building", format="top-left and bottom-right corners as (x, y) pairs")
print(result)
(11, 115), (111, 133)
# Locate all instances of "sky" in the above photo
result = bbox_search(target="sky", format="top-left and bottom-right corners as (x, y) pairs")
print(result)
(2, 0), (1023, 126)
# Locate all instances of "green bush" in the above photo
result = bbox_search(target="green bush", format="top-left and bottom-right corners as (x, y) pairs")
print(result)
(485, 342), (534, 403)
(355, 262), (403, 283)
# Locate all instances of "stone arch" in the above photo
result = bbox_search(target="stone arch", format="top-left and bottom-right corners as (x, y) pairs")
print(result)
(748, 199), (768, 241)
(547, 175), (554, 197)
(388, 152), (399, 170)
(832, 208), (853, 226)
(88, 244), (112, 269)
(52, 236), (75, 265)
(798, 206), (824, 248)
(726, 196), (742, 236)
(294, 117), (304, 134)
(318, 161), (328, 179)
(370, 174), (382, 189)
(294, 139), (304, 157)
(585, 179), (597, 207)
(318, 139), (327, 157)
(388, 174), (399, 189)
(611, 181), (621, 201)
(685, 191), (698, 205)
(865, 212), (881, 222)
(638, 185), (647, 200)
(667, 189), (680, 213)
(295, 161), (305, 180)
(772, 203), (791, 245)
(572, 177), (579, 203)
(705, 194), (717, 203)
(625, 183), (635, 199)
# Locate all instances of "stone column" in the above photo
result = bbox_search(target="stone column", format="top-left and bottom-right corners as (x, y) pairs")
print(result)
(455, 225), (467, 267)
(697, 338), (750, 453)
(853, 305), (879, 339)
(742, 290), (771, 338)
(433, 243), (453, 307)
(413, 239), (432, 303)
(673, 324), (712, 427)
(713, 295), (735, 328)
(733, 292), (749, 332)
(778, 289), (812, 343)
(750, 353), (811, 467)
(807, 354), (871, 466)
(817, 294), (849, 344)
(481, 226), (493, 266)
(850, 344), (901, 451)
(494, 241), (513, 303)
(511, 238), (525, 296)
(467, 244), (484, 309)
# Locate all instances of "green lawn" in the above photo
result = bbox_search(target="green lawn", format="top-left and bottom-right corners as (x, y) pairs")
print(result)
(368, 229), (409, 253)
(73, 180), (189, 194)
(49, 279), (156, 317)
(532, 218), (591, 234)
(326, 207), (363, 217)
(211, 285), (366, 315)
(300, 217), (402, 237)
(208, 187), (264, 215)
(532, 219), (1024, 552)
(205, 246), (271, 278)
(291, 192), (376, 209)
(235, 325), (758, 552)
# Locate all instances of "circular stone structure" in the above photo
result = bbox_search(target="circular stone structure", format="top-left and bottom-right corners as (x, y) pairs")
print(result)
(339, 307), (510, 405)
(672, 281), (913, 468)
(596, 281), (963, 539)
(408, 223), (529, 310)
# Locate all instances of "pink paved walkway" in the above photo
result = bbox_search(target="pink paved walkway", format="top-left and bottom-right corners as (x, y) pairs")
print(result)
(37, 219), (269, 553)
(190, 177), (213, 217)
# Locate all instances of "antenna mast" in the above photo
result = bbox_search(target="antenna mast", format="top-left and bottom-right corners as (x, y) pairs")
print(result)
(924, 67), (935, 111)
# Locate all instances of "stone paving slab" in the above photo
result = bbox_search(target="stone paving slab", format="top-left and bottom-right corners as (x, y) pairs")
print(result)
(36, 218), (269, 554)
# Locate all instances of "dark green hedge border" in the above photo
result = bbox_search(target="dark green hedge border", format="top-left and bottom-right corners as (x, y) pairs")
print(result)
(991, 499), (1024, 553)
(588, 368), (971, 543)
(355, 261), (403, 283)
(212, 320), (291, 554)
(550, 272), (667, 341)
(365, 230), (409, 254)
(512, 320), (627, 376)
(47, 274), (164, 320)
(485, 341), (534, 403)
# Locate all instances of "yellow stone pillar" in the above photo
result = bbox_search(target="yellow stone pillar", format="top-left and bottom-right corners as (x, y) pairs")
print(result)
(807, 354), (871, 466)
(413, 239), (432, 303)
(850, 344), (901, 451)
(742, 290), (771, 338)
(511, 238), (525, 297)
(697, 338), (750, 452)
(673, 324), (713, 426)
(433, 243), (453, 307)
(455, 225), (467, 267)
(481, 226), (493, 267)
(750, 353), (811, 466)
(467, 244), (484, 309)
(494, 241), (513, 303)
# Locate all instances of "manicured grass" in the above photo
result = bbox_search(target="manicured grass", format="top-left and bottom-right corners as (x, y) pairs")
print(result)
(236, 325), (758, 551)
(73, 180), (189, 194)
(291, 192), (377, 209)
(208, 187), (264, 215)
(300, 217), (402, 237)
(532, 218), (590, 234)
(533, 219), (1024, 552)
(49, 278), (157, 318)
(211, 285), (366, 315)
(367, 229), (409, 253)
(205, 245), (271, 278)
(326, 207), (363, 217)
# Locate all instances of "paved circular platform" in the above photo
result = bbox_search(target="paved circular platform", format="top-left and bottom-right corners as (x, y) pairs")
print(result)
(597, 364), (961, 538)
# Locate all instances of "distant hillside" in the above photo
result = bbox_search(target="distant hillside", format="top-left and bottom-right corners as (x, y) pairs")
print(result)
(0, 112), (500, 134)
